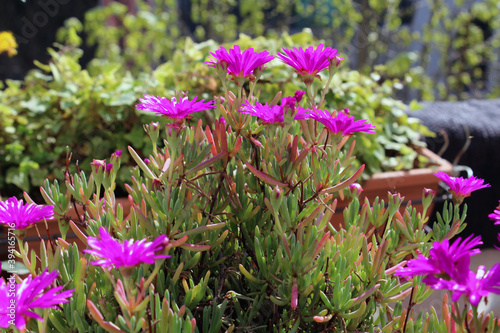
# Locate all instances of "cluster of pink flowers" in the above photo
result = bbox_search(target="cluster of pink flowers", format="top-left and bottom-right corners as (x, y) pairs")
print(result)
(0, 195), (170, 330)
(136, 44), (373, 136)
(239, 101), (376, 135)
(239, 91), (308, 124)
(205, 43), (343, 79)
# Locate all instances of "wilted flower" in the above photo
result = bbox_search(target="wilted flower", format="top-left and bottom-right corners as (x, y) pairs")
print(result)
(136, 95), (216, 119)
(276, 44), (338, 77)
(0, 197), (54, 230)
(205, 45), (274, 79)
(0, 269), (74, 330)
(306, 108), (376, 135)
(91, 159), (107, 173)
(434, 172), (490, 204)
(293, 90), (306, 102)
(84, 226), (170, 269)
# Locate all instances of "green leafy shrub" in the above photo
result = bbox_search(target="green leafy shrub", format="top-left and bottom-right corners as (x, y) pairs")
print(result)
(0, 46), (161, 197)
(2, 43), (498, 332)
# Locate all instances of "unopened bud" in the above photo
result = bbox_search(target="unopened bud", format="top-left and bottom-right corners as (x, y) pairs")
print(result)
(349, 183), (363, 196)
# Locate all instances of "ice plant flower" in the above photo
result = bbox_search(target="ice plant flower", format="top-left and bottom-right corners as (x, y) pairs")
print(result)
(395, 235), (483, 281)
(306, 108), (376, 136)
(205, 45), (274, 80)
(136, 95), (216, 119)
(447, 264), (500, 306)
(240, 95), (309, 125)
(0, 269), (74, 330)
(276, 44), (338, 78)
(489, 200), (500, 225)
(434, 171), (490, 204)
(84, 226), (170, 269)
(0, 197), (54, 230)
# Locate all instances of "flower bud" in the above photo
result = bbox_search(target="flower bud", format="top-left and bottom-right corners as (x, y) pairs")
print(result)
(349, 183), (363, 197)
(387, 192), (404, 217)
(91, 159), (106, 173)
(144, 121), (160, 145)
(328, 54), (344, 74)
(422, 188), (436, 211)
(110, 150), (122, 170)
(90, 159), (106, 189)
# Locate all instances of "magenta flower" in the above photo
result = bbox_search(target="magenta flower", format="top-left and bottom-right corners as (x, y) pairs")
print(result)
(240, 95), (308, 124)
(396, 235), (483, 281)
(84, 227), (170, 269)
(306, 108), (376, 135)
(0, 269), (74, 330)
(0, 197), (54, 230)
(205, 45), (274, 79)
(240, 102), (283, 124)
(424, 264), (500, 307)
(434, 172), (490, 202)
(136, 95), (216, 119)
(393, 235), (500, 306)
(276, 44), (338, 77)
(454, 264), (500, 306)
(489, 201), (500, 225)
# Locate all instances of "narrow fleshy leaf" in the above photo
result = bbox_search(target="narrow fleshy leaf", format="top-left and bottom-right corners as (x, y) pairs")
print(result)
(245, 163), (288, 187)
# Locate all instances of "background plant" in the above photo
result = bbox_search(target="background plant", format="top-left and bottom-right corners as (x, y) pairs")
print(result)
(0, 32), (432, 198)
(66, 0), (500, 101)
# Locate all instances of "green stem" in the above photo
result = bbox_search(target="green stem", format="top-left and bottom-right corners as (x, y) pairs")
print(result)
(472, 305), (481, 333)
(144, 260), (165, 287)
(318, 72), (336, 109)
(306, 83), (315, 107)
(16, 236), (35, 275)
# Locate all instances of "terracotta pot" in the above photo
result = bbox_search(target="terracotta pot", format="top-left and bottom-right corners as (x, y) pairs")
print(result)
(18, 198), (132, 271)
(331, 148), (454, 229)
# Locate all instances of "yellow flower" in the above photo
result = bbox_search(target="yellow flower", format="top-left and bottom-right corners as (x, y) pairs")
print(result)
(0, 31), (18, 57)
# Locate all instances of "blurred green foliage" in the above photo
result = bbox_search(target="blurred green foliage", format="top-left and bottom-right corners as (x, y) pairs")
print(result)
(68, 0), (500, 101)
(0, 46), (162, 196)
